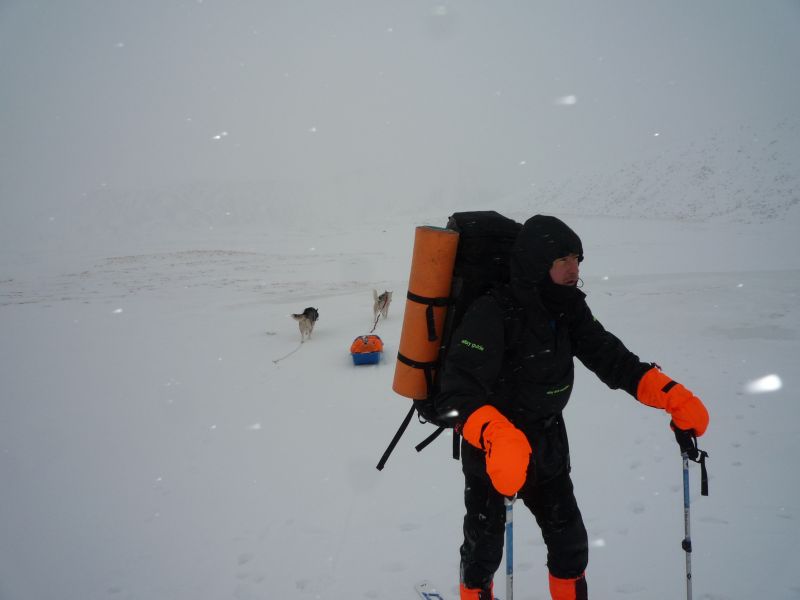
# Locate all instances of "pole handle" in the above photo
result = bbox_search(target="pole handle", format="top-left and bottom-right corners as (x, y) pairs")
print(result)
(673, 422), (710, 496)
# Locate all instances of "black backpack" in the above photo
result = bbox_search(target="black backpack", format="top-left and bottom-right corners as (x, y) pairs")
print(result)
(377, 211), (522, 470)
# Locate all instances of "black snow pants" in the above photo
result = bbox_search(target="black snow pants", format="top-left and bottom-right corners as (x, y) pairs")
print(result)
(459, 441), (589, 589)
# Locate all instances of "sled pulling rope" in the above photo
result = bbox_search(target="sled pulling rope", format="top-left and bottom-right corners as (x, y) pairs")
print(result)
(369, 311), (382, 334)
(369, 294), (390, 334)
(272, 341), (303, 364)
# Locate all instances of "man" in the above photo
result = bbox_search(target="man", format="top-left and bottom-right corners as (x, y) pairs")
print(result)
(435, 215), (709, 600)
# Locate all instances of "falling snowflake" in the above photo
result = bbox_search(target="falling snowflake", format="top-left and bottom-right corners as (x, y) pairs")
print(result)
(555, 95), (577, 106)
(744, 374), (782, 394)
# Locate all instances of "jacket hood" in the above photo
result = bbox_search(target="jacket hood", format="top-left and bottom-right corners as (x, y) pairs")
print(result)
(509, 215), (584, 305)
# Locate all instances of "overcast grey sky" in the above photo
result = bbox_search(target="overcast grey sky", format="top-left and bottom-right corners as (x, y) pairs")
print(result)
(1, 0), (799, 225)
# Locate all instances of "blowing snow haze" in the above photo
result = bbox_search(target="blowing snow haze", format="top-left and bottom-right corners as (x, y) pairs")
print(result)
(2, 3), (800, 600)
(1, 1), (799, 254)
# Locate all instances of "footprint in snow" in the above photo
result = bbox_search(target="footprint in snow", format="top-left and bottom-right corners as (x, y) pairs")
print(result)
(616, 583), (647, 594)
(700, 516), (730, 525)
(628, 501), (646, 515)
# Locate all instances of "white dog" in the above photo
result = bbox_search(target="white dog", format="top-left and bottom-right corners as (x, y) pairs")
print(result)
(373, 290), (392, 320)
(291, 307), (319, 342)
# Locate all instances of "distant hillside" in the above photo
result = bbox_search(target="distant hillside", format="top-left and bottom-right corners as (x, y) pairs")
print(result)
(527, 119), (800, 223)
(6, 119), (797, 261)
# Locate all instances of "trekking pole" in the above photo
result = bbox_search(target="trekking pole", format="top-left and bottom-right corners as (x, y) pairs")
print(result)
(505, 496), (515, 600)
(681, 451), (693, 600)
(673, 424), (709, 600)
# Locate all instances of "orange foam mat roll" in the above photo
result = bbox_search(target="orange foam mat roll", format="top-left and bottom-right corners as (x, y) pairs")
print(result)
(392, 226), (459, 399)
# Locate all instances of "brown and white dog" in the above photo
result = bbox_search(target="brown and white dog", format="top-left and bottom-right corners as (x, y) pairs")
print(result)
(373, 290), (392, 321)
(291, 307), (319, 342)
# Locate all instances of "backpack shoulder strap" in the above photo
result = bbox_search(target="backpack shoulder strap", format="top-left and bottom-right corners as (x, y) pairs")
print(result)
(489, 285), (525, 354)
(484, 285), (528, 411)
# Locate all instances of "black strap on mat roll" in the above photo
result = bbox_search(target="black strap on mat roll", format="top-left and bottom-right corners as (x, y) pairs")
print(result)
(406, 290), (449, 342)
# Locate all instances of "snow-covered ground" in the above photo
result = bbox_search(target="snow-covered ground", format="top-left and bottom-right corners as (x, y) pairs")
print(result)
(2, 203), (799, 600)
(2, 2), (799, 599)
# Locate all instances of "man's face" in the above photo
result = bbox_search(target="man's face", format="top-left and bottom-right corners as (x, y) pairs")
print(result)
(549, 253), (580, 286)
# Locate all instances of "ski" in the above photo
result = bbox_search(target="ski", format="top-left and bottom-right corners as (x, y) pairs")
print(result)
(415, 580), (446, 600)
(416, 579), (504, 600)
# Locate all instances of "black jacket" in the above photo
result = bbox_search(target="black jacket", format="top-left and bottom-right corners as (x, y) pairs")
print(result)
(435, 215), (651, 483)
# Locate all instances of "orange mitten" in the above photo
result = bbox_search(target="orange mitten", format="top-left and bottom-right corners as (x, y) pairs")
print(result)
(462, 405), (532, 496)
(637, 367), (709, 436)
